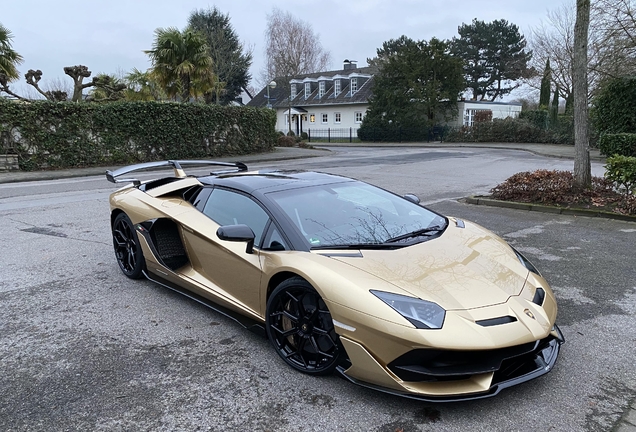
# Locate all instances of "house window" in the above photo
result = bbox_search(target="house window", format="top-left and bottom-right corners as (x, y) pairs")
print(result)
(291, 84), (297, 99)
(464, 109), (475, 126)
(334, 79), (341, 97)
(319, 81), (325, 98)
(354, 112), (363, 123)
(305, 82), (311, 99)
(351, 78), (358, 94)
(322, 113), (328, 124)
(334, 113), (341, 124)
(309, 114), (316, 123)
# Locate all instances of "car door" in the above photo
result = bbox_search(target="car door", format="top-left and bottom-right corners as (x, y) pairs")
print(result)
(180, 187), (269, 317)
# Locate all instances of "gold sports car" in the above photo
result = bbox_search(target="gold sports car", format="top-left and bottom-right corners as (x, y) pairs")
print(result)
(106, 160), (564, 401)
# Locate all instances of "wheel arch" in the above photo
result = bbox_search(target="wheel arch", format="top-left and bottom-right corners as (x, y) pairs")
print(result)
(111, 208), (125, 227)
(266, 271), (305, 302)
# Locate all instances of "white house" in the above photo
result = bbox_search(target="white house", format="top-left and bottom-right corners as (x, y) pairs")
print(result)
(248, 61), (375, 137)
(454, 100), (522, 127)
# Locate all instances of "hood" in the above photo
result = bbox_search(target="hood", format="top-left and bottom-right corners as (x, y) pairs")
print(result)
(331, 221), (529, 311)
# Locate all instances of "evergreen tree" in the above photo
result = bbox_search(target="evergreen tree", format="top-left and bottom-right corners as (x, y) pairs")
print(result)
(539, 59), (552, 108)
(550, 84), (559, 125)
(363, 36), (464, 129)
(188, 7), (252, 105)
(451, 19), (532, 101)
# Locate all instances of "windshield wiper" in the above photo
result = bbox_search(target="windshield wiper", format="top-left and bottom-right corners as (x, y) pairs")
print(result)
(312, 243), (399, 250)
(385, 225), (445, 243)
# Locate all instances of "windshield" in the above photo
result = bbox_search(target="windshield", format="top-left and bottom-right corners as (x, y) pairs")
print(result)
(268, 181), (447, 248)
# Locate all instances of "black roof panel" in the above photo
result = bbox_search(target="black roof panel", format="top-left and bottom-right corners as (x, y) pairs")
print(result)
(198, 170), (355, 194)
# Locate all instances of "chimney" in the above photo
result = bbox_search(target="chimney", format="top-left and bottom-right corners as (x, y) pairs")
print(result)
(343, 59), (358, 71)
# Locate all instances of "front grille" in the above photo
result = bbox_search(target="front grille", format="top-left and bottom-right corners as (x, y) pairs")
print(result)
(388, 338), (556, 383)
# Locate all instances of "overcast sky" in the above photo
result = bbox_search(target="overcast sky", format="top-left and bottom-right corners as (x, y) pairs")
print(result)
(4, 0), (567, 96)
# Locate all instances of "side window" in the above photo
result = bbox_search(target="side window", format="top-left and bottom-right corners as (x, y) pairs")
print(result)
(203, 189), (269, 246)
(262, 225), (289, 251)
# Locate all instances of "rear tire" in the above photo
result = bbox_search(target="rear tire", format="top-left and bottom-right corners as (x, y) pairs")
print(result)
(112, 212), (145, 279)
(266, 277), (341, 375)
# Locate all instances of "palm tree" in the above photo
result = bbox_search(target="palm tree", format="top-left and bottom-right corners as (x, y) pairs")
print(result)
(0, 23), (24, 81)
(144, 27), (214, 102)
(124, 68), (166, 101)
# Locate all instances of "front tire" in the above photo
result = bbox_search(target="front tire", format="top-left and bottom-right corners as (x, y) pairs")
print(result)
(112, 212), (145, 279)
(266, 277), (341, 375)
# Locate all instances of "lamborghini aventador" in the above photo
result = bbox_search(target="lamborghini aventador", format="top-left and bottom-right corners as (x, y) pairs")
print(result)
(106, 160), (563, 401)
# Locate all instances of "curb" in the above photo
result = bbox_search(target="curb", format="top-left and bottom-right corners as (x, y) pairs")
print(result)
(0, 149), (328, 185)
(464, 196), (636, 223)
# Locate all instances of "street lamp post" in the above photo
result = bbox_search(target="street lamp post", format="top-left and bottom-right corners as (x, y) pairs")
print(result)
(266, 80), (276, 108)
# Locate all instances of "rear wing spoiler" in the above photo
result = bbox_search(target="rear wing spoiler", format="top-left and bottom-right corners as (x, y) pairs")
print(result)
(105, 160), (248, 186)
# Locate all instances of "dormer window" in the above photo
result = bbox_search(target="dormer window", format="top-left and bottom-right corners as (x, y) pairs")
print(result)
(304, 82), (311, 99)
(351, 78), (358, 95)
(291, 84), (297, 99)
(319, 81), (325, 98)
(334, 79), (341, 97)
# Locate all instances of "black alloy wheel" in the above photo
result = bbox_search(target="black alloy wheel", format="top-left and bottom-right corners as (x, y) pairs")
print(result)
(112, 212), (145, 279)
(266, 277), (341, 375)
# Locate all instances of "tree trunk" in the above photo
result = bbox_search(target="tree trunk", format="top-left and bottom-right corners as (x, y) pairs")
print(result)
(181, 76), (190, 103)
(573, 0), (591, 189)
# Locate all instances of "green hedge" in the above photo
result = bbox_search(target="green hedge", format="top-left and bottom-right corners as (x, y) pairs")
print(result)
(444, 116), (577, 145)
(599, 133), (636, 157)
(592, 76), (636, 135)
(605, 154), (636, 194)
(0, 100), (277, 170)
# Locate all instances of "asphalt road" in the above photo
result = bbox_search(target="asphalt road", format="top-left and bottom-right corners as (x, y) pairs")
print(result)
(1, 147), (634, 431)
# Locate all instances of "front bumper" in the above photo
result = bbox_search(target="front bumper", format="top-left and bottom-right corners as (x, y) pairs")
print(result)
(337, 325), (564, 402)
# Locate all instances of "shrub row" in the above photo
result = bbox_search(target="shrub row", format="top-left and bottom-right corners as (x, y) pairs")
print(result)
(357, 125), (447, 142)
(599, 133), (636, 157)
(0, 100), (277, 170)
(444, 117), (574, 145)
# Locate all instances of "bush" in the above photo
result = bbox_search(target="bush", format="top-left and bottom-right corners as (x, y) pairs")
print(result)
(277, 135), (296, 147)
(605, 155), (636, 194)
(444, 116), (575, 144)
(599, 133), (636, 157)
(300, 132), (308, 140)
(286, 130), (295, 137)
(0, 100), (277, 170)
(519, 109), (549, 129)
(592, 76), (636, 134)
(357, 124), (440, 142)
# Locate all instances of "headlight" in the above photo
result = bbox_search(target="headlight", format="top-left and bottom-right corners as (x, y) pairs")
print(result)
(511, 246), (541, 276)
(370, 291), (445, 329)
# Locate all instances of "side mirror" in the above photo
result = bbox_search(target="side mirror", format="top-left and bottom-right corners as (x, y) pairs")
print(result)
(403, 194), (420, 204)
(216, 224), (256, 254)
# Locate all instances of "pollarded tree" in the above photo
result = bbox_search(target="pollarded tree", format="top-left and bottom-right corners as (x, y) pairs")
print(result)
(451, 19), (533, 101)
(0, 23), (23, 82)
(188, 7), (252, 105)
(145, 27), (214, 102)
(364, 36), (465, 129)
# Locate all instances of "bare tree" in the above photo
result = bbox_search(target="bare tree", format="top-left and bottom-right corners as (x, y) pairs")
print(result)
(573, 0), (591, 188)
(262, 8), (331, 132)
(262, 8), (331, 83)
(529, 0), (636, 102)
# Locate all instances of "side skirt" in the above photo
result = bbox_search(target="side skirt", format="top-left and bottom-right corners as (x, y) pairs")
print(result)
(143, 270), (267, 338)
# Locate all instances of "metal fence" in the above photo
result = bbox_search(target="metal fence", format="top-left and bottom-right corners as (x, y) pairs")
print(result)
(306, 128), (361, 143)
(306, 126), (449, 143)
